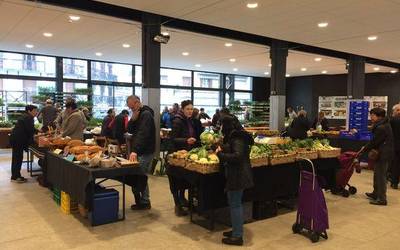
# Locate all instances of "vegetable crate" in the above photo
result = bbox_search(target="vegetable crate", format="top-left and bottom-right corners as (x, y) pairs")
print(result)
(60, 191), (78, 214)
(52, 187), (61, 206)
(251, 157), (269, 167)
(269, 153), (296, 166)
(318, 148), (341, 159)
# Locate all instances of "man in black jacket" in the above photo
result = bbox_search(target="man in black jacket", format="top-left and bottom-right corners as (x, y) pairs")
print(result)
(390, 104), (400, 189)
(127, 95), (155, 210)
(9, 105), (38, 183)
(112, 109), (129, 144)
(364, 108), (394, 206)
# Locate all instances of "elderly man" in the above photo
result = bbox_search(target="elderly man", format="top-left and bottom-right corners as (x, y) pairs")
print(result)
(390, 104), (400, 189)
(126, 95), (155, 210)
(38, 99), (58, 132)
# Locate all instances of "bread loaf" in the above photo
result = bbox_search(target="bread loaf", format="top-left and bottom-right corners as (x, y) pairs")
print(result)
(67, 140), (84, 147)
(70, 146), (90, 154)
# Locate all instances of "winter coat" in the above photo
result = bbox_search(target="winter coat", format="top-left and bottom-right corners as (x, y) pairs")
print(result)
(390, 116), (400, 152)
(365, 117), (394, 161)
(217, 130), (254, 191)
(169, 112), (201, 152)
(61, 110), (86, 140)
(10, 112), (35, 148)
(101, 115), (114, 137)
(288, 116), (310, 140)
(127, 105), (155, 156)
(113, 113), (128, 144)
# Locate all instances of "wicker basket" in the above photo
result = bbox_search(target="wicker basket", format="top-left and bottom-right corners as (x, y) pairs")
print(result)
(296, 150), (319, 160)
(269, 153), (296, 166)
(318, 148), (341, 158)
(167, 155), (186, 167)
(250, 157), (269, 167)
(186, 161), (219, 174)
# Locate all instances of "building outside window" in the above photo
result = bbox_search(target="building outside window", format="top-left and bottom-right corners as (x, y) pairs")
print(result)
(160, 88), (191, 111)
(92, 85), (113, 118)
(234, 76), (252, 91)
(161, 68), (191, 87)
(91, 61), (132, 83)
(194, 90), (220, 115)
(63, 59), (87, 80)
(0, 52), (55, 77)
(114, 86), (133, 113)
(194, 72), (220, 88)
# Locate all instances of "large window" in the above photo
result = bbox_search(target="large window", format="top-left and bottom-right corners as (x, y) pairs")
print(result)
(161, 68), (191, 87)
(194, 72), (220, 88)
(135, 86), (142, 100)
(0, 52), (55, 77)
(234, 76), (252, 91)
(91, 62), (132, 83)
(234, 92), (252, 103)
(0, 79), (55, 103)
(194, 90), (220, 115)
(135, 66), (142, 84)
(114, 86), (133, 113)
(63, 59), (87, 80)
(160, 88), (191, 110)
(63, 82), (88, 101)
(92, 85), (113, 118)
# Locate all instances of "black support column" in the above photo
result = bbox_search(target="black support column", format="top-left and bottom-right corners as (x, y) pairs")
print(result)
(347, 55), (365, 99)
(269, 40), (288, 131)
(141, 13), (161, 155)
(55, 57), (63, 92)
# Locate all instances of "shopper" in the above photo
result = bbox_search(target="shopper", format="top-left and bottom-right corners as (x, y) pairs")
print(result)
(364, 108), (394, 206)
(192, 108), (205, 135)
(62, 100), (86, 140)
(38, 99), (58, 132)
(9, 105), (38, 183)
(199, 108), (211, 120)
(390, 104), (400, 189)
(215, 115), (254, 246)
(312, 111), (329, 131)
(172, 103), (179, 117)
(127, 95), (155, 210)
(113, 109), (129, 144)
(288, 110), (310, 140)
(211, 108), (220, 127)
(287, 107), (297, 120)
(101, 108), (115, 137)
(168, 100), (201, 216)
(161, 106), (172, 129)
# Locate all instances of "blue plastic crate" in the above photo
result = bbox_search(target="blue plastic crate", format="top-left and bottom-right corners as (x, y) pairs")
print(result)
(340, 131), (358, 140)
(89, 188), (119, 226)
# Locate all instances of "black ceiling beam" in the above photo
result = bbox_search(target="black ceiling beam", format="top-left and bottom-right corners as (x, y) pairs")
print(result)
(31, 0), (400, 69)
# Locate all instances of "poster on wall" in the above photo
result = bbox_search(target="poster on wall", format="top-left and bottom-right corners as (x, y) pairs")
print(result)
(318, 96), (388, 119)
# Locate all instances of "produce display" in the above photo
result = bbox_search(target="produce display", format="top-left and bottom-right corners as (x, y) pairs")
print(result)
(188, 146), (219, 164)
(250, 144), (271, 167)
(200, 131), (221, 146)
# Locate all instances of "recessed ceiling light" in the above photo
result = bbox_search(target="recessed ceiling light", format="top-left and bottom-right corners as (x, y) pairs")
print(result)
(69, 15), (80, 21)
(233, 68), (238, 72)
(182, 52), (189, 56)
(301, 67), (307, 72)
(25, 44), (34, 48)
(368, 36), (378, 41)
(122, 44), (131, 48)
(161, 31), (169, 36)
(322, 70), (328, 74)
(314, 57), (322, 62)
(43, 32), (53, 37)
(390, 70), (398, 74)
(195, 64), (201, 67)
(286, 74), (290, 77)
(318, 22), (328, 28)
(229, 58), (236, 62)
(246, 2), (258, 8)
(264, 72), (269, 75)
(268, 63), (272, 67)
(95, 52), (102, 56)
(373, 67), (380, 71)
(225, 42), (233, 47)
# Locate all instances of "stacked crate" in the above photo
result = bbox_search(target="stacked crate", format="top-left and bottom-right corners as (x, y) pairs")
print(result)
(52, 187), (61, 206)
(346, 100), (371, 140)
(60, 191), (78, 214)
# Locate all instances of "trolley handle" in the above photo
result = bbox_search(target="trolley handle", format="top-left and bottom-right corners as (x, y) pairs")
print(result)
(296, 157), (316, 191)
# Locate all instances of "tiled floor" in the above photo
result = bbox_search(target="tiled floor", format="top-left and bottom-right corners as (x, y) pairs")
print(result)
(0, 148), (400, 249)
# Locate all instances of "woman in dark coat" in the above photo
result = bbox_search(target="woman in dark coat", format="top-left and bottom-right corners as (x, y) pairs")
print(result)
(216, 115), (254, 246)
(288, 110), (310, 140)
(101, 108), (115, 137)
(364, 108), (394, 205)
(168, 100), (201, 216)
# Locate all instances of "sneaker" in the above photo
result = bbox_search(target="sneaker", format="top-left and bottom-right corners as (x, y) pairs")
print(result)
(365, 192), (377, 200)
(223, 230), (233, 237)
(11, 177), (27, 183)
(174, 206), (188, 217)
(131, 203), (151, 210)
(370, 200), (387, 206)
(222, 236), (243, 246)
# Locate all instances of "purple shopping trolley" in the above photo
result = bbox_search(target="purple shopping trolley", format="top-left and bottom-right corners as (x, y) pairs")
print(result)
(292, 158), (329, 243)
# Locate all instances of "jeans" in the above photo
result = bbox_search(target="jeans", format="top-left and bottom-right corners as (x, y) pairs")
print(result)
(132, 153), (153, 205)
(373, 160), (389, 201)
(227, 190), (244, 238)
(11, 146), (24, 179)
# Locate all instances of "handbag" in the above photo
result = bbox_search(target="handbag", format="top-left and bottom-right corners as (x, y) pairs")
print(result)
(368, 149), (379, 161)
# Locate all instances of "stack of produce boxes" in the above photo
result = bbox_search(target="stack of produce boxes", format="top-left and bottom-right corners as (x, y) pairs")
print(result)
(344, 100), (371, 140)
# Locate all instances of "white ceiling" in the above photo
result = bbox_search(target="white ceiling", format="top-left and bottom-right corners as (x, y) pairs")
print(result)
(0, 0), (396, 77)
(100, 0), (400, 64)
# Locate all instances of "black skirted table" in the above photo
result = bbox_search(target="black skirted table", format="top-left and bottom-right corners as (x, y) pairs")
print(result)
(46, 152), (147, 223)
(167, 157), (339, 229)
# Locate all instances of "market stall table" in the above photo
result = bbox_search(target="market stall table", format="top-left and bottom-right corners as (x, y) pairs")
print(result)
(46, 152), (146, 225)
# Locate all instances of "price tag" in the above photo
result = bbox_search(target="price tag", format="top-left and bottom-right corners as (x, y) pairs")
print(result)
(53, 149), (62, 155)
(64, 155), (75, 162)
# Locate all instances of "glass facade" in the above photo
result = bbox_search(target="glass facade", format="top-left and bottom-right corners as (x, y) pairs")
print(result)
(0, 51), (255, 121)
